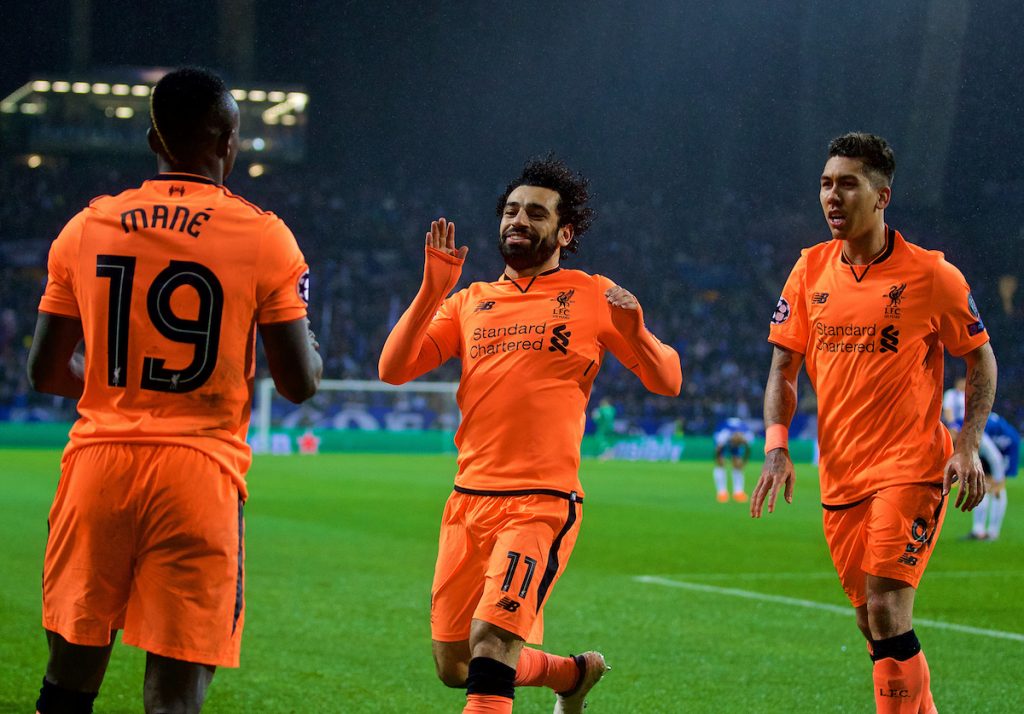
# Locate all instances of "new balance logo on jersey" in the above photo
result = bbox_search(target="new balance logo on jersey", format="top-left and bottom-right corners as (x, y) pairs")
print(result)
(496, 597), (521, 612)
(879, 325), (899, 353)
(811, 292), (829, 304)
(475, 300), (497, 312)
(548, 324), (571, 354)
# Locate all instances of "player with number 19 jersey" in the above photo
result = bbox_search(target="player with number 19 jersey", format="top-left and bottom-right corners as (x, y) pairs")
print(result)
(38, 172), (309, 497)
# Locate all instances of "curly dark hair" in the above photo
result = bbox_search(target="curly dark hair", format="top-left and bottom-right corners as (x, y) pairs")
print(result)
(496, 154), (595, 258)
(827, 132), (896, 187)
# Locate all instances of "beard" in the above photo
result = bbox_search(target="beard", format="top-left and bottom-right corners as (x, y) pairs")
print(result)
(499, 226), (560, 272)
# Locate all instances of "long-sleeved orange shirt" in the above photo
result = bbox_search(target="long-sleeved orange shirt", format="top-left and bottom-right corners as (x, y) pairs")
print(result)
(380, 247), (681, 496)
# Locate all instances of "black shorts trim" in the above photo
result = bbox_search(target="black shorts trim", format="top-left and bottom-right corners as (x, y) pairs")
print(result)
(535, 497), (579, 611)
(453, 485), (583, 504)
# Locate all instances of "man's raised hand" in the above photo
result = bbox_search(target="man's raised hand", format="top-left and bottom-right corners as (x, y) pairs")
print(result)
(426, 217), (468, 260)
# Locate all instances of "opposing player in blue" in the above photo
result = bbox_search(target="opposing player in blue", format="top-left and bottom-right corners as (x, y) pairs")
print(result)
(713, 417), (753, 502)
(955, 413), (1020, 541)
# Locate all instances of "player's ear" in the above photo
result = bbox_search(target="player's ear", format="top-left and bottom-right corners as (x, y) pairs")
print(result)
(146, 127), (164, 157)
(214, 128), (234, 160)
(876, 185), (892, 211)
(558, 224), (573, 248)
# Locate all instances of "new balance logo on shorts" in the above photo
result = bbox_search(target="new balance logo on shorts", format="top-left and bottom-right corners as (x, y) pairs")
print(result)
(496, 596), (521, 612)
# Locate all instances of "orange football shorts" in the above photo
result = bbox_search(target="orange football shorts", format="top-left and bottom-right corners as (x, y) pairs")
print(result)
(430, 488), (582, 644)
(822, 482), (947, 607)
(42, 443), (245, 667)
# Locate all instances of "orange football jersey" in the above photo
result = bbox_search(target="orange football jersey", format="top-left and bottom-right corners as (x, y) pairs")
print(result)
(38, 173), (309, 496)
(768, 228), (990, 505)
(423, 262), (679, 496)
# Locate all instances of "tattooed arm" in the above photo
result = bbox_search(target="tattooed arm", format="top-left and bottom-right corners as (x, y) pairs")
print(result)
(944, 342), (997, 511)
(751, 345), (804, 518)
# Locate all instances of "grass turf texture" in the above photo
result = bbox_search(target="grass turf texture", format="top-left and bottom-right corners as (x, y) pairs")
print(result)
(2, 449), (1021, 713)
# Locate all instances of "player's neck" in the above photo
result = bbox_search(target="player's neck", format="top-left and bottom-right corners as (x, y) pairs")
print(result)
(155, 157), (225, 185)
(841, 223), (887, 265)
(504, 256), (560, 280)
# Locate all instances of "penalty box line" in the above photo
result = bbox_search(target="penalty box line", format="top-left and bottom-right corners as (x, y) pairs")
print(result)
(634, 575), (1024, 643)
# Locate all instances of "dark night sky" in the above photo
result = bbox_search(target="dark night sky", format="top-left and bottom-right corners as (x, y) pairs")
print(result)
(2, 1), (1023, 230)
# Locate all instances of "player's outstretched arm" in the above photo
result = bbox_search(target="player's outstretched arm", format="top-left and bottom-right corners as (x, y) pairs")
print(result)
(26, 313), (85, 399)
(379, 218), (465, 385)
(944, 342), (997, 511)
(751, 345), (802, 518)
(260, 317), (322, 403)
(603, 284), (681, 396)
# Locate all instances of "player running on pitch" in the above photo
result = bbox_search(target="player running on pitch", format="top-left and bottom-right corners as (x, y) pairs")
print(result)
(27, 67), (321, 713)
(712, 416), (753, 502)
(379, 156), (681, 713)
(751, 133), (997, 713)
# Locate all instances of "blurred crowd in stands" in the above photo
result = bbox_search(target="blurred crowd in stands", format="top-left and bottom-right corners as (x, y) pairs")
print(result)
(1, 158), (1021, 436)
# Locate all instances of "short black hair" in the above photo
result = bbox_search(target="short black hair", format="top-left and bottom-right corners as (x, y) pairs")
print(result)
(496, 154), (595, 258)
(150, 66), (233, 163)
(827, 132), (896, 187)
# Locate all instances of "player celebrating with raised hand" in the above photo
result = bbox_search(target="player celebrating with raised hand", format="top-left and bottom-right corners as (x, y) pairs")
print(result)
(27, 67), (321, 714)
(379, 156), (681, 714)
(751, 133), (997, 713)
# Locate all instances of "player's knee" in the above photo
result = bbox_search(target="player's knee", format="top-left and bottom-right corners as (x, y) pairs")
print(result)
(36, 677), (98, 714)
(465, 657), (516, 699)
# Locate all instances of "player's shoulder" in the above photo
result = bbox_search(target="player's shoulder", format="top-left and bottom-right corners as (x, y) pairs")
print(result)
(216, 184), (279, 220)
(799, 239), (840, 267)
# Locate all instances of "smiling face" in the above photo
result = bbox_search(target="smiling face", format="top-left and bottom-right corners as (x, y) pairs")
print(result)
(819, 156), (891, 243)
(498, 185), (572, 273)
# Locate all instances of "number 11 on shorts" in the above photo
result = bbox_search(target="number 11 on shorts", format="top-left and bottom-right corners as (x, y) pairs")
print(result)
(501, 551), (537, 599)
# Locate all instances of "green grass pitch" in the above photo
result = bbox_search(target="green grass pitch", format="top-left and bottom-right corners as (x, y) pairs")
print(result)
(2, 448), (1021, 712)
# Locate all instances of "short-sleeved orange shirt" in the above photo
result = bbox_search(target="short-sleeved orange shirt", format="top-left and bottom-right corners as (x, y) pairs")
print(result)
(768, 228), (989, 506)
(426, 268), (660, 497)
(39, 173), (309, 497)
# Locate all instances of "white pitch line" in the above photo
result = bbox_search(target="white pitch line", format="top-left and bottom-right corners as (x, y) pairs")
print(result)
(662, 570), (1020, 582)
(635, 575), (1024, 643)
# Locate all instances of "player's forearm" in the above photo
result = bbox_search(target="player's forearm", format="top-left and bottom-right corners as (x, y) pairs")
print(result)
(378, 248), (463, 384)
(614, 308), (682, 396)
(28, 353), (85, 399)
(956, 343), (997, 453)
(763, 354), (799, 430)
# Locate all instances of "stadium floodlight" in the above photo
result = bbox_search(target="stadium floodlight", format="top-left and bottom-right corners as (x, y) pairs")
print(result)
(20, 103), (41, 114)
(254, 378), (461, 455)
(92, 83), (111, 94)
(52, 81), (70, 93)
(131, 85), (150, 97)
(32, 80), (50, 92)
(231, 89), (247, 101)
(267, 91), (286, 102)
(248, 163), (265, 177)
(71, 82), (90, 94)
(252, 137), (265, 150)
(111, 84), (130, 95)
(114, 106), (134, 119)
(26, 154), (42, 168)
(248, 89), (267, 102)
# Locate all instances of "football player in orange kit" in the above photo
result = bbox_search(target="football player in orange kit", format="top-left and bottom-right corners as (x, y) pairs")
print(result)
(380, 157), (681, 713)
(27, 67), (322, 714)
(751, 133), (997, 713)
